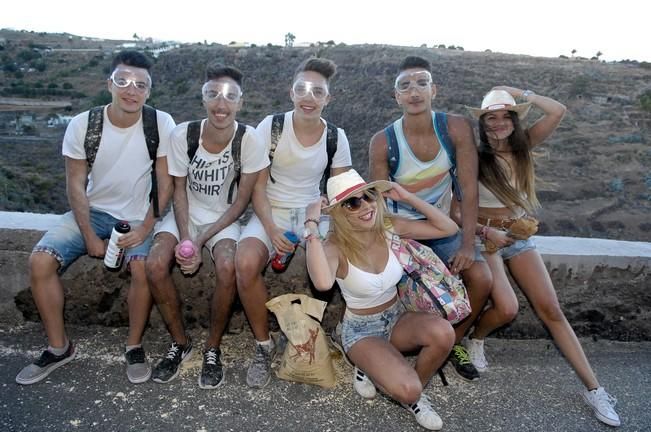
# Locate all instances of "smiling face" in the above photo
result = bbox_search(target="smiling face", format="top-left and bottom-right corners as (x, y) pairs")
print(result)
(394, 68), (436, 114)
(482, 110), (515, 142)
(340, 190), (379, 230)
(290, 71), (330, 120)
(107, 64), (151, 114)
(202, 77), (243, 130)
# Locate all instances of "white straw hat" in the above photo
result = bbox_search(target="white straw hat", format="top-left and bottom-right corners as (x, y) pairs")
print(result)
(324, 169), (392, 210)
(466, 89), (531, 119)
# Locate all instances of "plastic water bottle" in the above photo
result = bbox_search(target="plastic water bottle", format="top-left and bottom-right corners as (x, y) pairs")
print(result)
(178, 240), (195, 259)
(104, 221), (130, 269)
(271, 231), (300, 273)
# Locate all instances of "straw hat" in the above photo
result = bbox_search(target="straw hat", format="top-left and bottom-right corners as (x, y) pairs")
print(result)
(466, 89), (531, 119)
(324, 169), (392, 210)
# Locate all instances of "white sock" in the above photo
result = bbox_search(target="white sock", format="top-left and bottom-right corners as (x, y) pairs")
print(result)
(256, 338), (274, 349)
(125, 344), (142, 353)
(48, 340), (69, 356)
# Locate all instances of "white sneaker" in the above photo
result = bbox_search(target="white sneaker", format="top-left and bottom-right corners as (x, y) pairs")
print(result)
(463, 338), (488, 372)
(403, 394), (443, 430)
(353, 367), (377, 399)
(582, 387), (621, 427)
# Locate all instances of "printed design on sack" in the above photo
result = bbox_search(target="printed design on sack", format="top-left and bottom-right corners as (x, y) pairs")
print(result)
(290, 327), (319, 365)
(188, 151), (232, 196)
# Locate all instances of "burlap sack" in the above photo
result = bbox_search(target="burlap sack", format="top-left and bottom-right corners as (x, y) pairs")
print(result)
(508, 216), (539, 240)
(266, 294), (336, 388)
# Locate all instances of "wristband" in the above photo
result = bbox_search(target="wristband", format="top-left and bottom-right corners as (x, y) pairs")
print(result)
(304, 218), (320, 227)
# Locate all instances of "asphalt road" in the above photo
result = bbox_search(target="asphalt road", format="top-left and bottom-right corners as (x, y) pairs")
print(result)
(1, 323), (649, 432)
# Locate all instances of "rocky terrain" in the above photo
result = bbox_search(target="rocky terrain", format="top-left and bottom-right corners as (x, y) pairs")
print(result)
(1, 29), (650, 241)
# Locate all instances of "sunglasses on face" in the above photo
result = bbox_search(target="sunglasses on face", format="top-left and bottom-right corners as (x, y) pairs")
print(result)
(342, 190), (377, 211)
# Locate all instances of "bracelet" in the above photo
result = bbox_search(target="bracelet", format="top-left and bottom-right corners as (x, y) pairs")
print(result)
(304, 218), (320, 227)
(479, 225), (490, 241)
(521, 89), (535, 100)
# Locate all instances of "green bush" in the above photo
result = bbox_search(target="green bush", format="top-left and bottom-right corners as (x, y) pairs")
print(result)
(640, 91), (651, 112)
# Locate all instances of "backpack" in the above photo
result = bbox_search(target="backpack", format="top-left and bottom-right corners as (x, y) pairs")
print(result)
(185, 120), (247, 205)
(389, 232), (471, 324)
(268, 113), (338, 194)
(84, 104), (161, 217)
(384, 112), (463, 212)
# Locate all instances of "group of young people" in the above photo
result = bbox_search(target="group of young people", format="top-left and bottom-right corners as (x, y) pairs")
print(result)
(15, 50), (621, 430)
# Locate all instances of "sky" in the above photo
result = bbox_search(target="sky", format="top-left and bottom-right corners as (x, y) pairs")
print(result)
(1, 0), (648, 62)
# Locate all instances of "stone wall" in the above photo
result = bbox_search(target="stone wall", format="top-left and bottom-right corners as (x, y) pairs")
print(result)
(1, 220), (650, 341)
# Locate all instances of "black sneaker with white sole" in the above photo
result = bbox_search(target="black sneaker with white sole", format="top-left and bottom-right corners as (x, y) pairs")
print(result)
(16, 342), (76, 385)
(152, 337), (193, 384)
(198, 347), (224, 389)
(448, 344), (480, 381)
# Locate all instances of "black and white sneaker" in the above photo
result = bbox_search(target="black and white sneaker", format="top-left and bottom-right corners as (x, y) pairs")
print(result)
(152, 337), (193, 384)
(448, 344), (480, 381)
(198, 347), (224, 389)
(16, 342), (76, 385)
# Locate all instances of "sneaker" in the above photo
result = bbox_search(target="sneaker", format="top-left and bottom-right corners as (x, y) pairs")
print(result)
(198, 347), (224, 389)
(582, 387), (621, 427)
(353, 367), (377, 399)
(448, 344), (480, 381)
(125, 347), (151, 384)
(403, 394), (443, 431)
(152, 337), (194, 384)
(246, 341), (275, 388)
(16, 342), (76, 385)
(329, 322), (352, 367)
(463, 338), (488, 372)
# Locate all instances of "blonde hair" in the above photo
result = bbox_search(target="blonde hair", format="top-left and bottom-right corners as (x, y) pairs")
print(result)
(328, 190), (392, 265)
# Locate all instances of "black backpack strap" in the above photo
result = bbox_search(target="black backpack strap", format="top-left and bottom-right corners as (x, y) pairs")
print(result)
(433, 112), (462, 201)
(320, 122), (339, 194)
(142, 105), (160, 217)
(84, 105), (105, 171)
(384, 123), (400, 213)
(268, 113), (285, 184)
(227, 123), (247, 204)
(186, 120), (202, 162)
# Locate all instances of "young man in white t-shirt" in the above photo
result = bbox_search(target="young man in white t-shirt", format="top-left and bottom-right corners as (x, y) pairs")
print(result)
(235, 57), (352, 388)
(16, 51), (176, 386)
(146, 63), (269, 389)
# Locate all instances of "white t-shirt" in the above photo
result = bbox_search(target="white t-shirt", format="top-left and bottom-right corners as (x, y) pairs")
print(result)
(167, 120), (269, 226)
(62, 106), (176, 221)
(256, 111), (352, 208)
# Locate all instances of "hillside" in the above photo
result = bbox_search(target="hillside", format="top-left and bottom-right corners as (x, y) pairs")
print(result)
(1, 29), (650, 241)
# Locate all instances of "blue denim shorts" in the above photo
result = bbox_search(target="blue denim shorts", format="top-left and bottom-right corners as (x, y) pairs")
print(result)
(420, 230), (484, 266)
(341, 300), (405, 353)
(33, 209), (152, 272)
(482, 237), (536, 260)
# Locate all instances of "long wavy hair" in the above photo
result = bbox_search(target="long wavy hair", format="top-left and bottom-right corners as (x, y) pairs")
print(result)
(327, 189), (393, 266)
(478, 111), (540, 213)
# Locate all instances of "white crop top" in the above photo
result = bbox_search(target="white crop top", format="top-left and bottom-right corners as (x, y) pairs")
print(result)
(336, 245), (404, 309)
(478, 181), (526, 217)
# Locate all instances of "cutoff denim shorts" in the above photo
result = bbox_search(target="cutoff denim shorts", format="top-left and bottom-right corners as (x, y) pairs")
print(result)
(341, 299), (405, 353)
(480, 237), (536, 260)
(33, 209), (152, 272)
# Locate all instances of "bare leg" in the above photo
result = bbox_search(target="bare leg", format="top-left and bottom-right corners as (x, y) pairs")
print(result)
(235, 238), (270, 342)
(145, 233), (187, 345)
(454, 260), (492, 343)
(470, 253), (519, 339)
(205, 239), (237, 348)
(390, 312), (456, 385)
(29, 252), (67, 347)
(126, 260), (153, 346)
(508, 249), (599, 390)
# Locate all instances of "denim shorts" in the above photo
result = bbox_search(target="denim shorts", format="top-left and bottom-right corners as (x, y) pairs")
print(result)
(241, 206), (331, 259)
(480, 237), (536, 260)
(33, 209), (152, 272)
(341, 300), (405, 353)
(420, 230), (484, 266)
